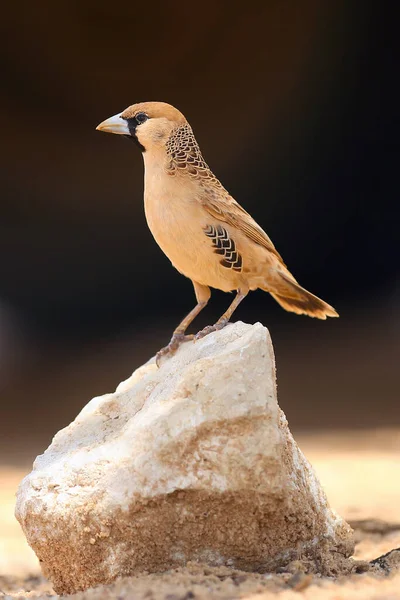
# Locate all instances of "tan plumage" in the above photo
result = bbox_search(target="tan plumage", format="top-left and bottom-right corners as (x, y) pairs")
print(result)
(97, 101), (338, 363)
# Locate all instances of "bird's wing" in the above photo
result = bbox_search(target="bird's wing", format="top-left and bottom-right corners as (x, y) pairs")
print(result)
(201, 192), (285, 264)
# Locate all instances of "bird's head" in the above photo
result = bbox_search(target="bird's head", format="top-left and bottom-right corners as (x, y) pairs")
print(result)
(96, 102), (187, 152)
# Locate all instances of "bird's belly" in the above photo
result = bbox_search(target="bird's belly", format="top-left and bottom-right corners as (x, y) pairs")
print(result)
(144, 195), (239, 291)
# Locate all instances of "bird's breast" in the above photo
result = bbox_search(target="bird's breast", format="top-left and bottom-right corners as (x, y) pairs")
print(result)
(144, 183), (206, 267)
(143, 180), (238, 290)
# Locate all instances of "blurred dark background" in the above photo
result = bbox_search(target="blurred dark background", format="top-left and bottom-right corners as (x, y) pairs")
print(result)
(1, 1), (398, 465)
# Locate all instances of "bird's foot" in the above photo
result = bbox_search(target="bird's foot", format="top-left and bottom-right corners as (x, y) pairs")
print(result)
(194, 319), (229, 341)
(156, 333), (194, 367)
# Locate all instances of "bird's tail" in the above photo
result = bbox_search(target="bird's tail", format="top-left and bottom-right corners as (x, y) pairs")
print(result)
(265, 270), (338, 320)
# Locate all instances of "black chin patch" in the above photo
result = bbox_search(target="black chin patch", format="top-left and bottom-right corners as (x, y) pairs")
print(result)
(123, 134), (146, 152)
(124, 117), (146, 153)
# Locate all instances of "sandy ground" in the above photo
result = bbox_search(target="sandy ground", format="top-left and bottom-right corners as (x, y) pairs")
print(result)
(1, 428), (399, 598)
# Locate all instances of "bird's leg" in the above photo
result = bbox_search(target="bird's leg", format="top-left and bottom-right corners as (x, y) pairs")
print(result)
(195, 288), (248, 340)
(156, 282), (211, 366)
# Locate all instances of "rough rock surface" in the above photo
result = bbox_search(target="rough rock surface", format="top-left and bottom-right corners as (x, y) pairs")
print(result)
(15, 322), (353, 594)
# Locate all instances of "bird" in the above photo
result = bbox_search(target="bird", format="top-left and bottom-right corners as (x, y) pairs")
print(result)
(96, 102), (338, 365)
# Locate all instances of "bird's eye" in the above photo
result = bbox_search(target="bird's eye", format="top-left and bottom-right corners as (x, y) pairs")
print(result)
(135, 112), (148, 124)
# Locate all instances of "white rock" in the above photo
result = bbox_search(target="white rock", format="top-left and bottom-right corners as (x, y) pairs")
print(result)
(15, 322), (353, 594)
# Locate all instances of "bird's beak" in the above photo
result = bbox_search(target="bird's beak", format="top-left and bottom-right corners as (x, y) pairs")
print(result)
(96, 112), (130, 135)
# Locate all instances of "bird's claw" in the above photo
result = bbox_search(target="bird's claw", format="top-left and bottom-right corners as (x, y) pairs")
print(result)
(195, 319), (229, 341)
(156, 333), (194, 367)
